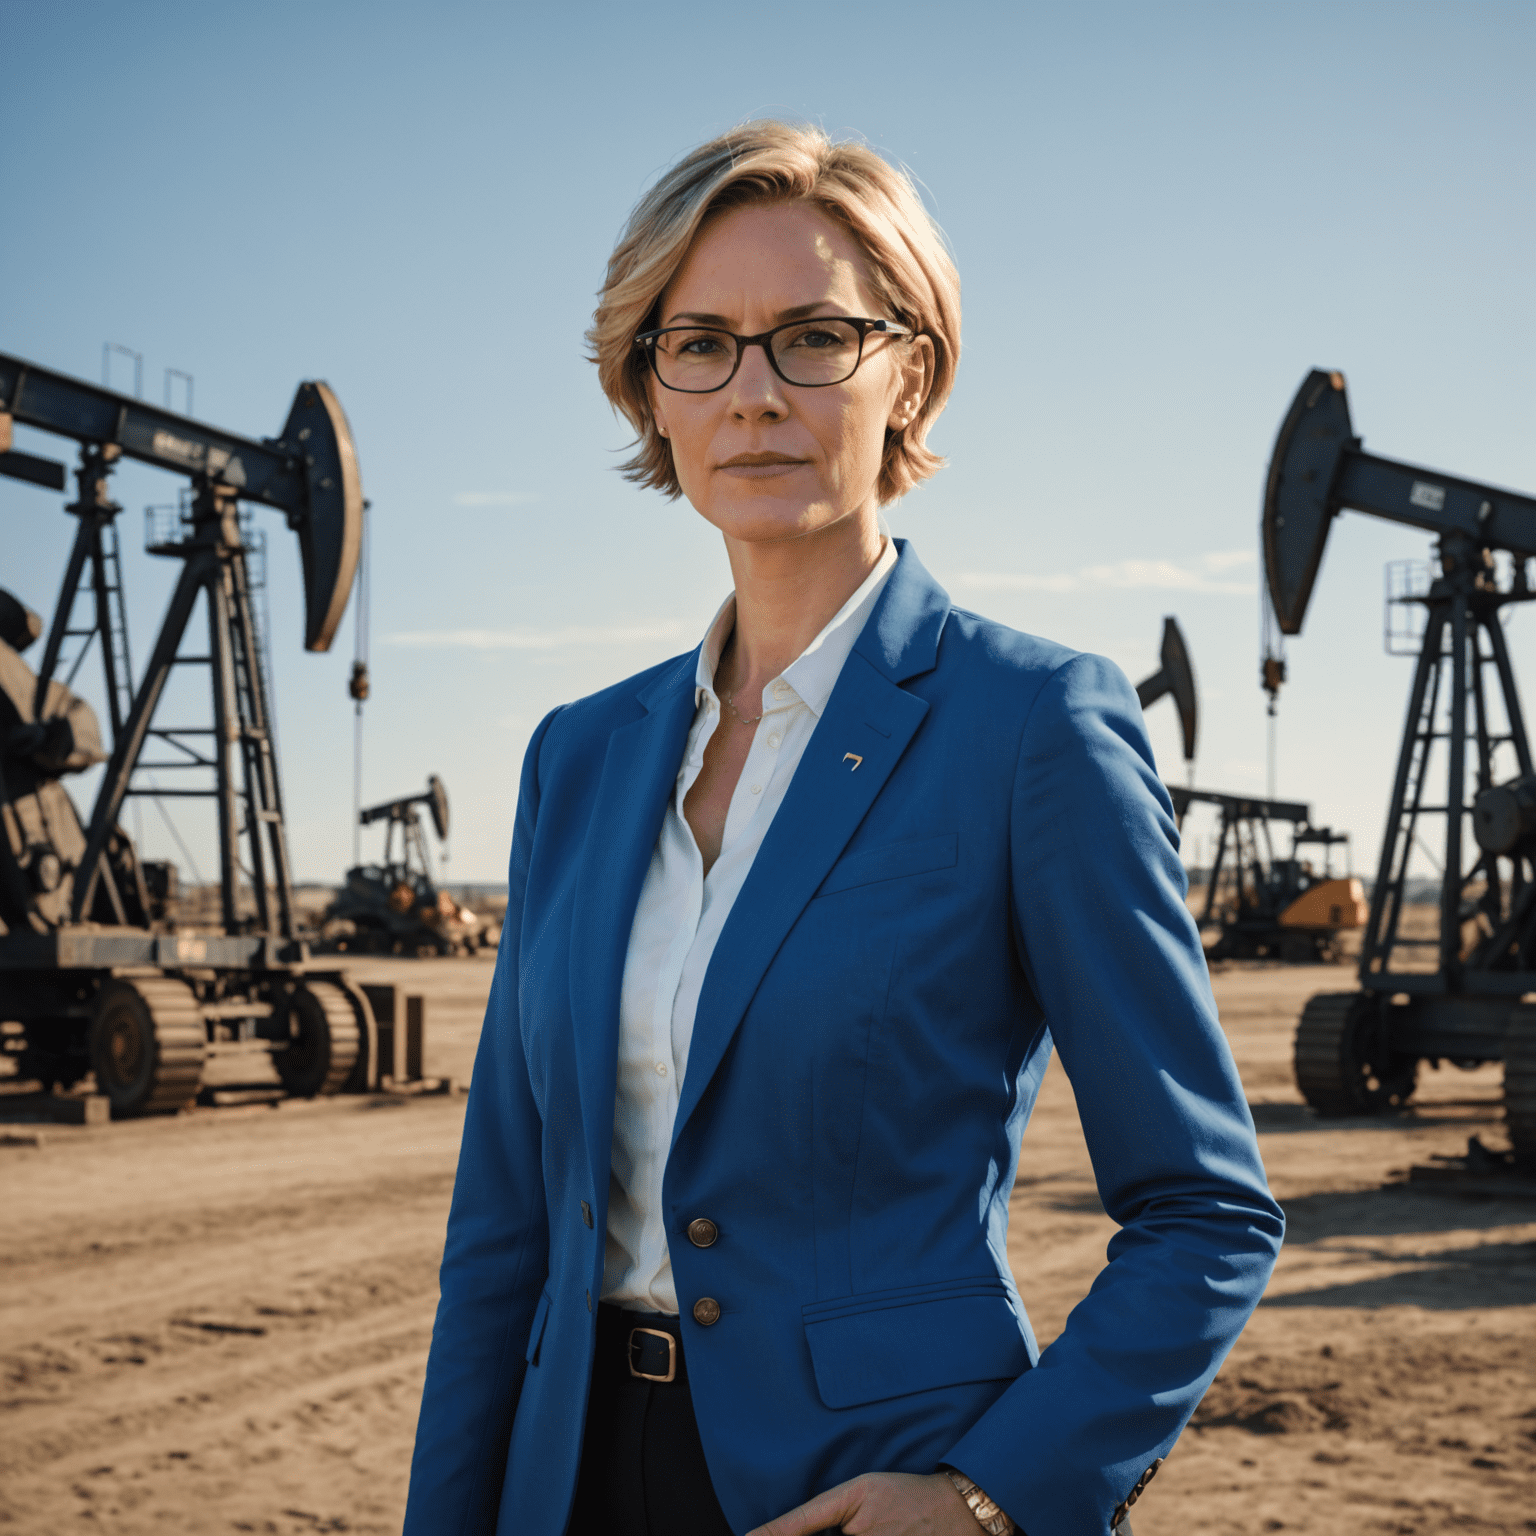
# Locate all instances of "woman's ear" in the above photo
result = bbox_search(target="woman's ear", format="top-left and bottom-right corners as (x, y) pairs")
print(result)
(888, 333), (935, 433)
(647, 375), (671, 438)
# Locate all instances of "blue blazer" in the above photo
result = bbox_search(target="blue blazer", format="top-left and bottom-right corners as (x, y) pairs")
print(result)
(404, 541), (1283, 1536)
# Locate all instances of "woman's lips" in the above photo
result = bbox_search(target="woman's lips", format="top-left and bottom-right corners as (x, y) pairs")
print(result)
(717, 457), (806, 479)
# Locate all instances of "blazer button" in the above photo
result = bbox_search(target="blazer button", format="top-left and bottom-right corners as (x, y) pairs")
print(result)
(580, 1201), (594, 1229)
(692, 1297), (721, 1326)
(686, 1217), (718, 1248)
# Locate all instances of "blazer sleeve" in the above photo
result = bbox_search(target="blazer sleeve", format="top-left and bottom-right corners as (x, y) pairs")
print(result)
(403, 706), (561, 1536)
(942, 652), (1285, 1536)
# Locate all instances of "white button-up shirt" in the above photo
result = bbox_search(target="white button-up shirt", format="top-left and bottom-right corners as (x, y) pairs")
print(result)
(602, 538), (899, 1313)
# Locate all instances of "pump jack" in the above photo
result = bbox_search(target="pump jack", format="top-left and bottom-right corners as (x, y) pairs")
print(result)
(1265, 370), (1536, 1159)
(0, 349), (379, 1114)
(321, 776), (486, 956)
(1131, 617), (1363, 961)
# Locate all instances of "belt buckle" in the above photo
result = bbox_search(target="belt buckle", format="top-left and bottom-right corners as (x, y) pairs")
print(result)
(627, 1325), (677, 1383)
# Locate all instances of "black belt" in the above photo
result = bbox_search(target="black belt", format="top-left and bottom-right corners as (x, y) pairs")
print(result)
(597, 1302), (689, 1385)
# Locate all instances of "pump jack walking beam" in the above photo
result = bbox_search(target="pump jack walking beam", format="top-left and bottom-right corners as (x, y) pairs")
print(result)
(1264, 369), (1536, 635)
(0, 351), (360, 654)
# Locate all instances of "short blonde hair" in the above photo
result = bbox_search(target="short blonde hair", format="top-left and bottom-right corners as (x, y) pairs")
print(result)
(588, 121), (961, 504)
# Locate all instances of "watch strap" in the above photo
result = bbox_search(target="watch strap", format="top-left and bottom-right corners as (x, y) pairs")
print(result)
(943, 1468), (1015, 1535)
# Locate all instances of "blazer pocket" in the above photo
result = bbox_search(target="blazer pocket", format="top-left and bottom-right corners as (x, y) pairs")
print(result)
(802, 1276), (1030, 1409)
(814, 833), (958, 899)
(524, 1284), (553, 1366)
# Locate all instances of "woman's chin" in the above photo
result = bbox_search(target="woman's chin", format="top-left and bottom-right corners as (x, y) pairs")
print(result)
(698, 495), (860, 548)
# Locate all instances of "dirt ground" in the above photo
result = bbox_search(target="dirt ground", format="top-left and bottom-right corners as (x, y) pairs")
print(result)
(2, 954), (1533, 1535)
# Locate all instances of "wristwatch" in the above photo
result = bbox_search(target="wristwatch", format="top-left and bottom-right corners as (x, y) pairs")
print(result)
(943, 1469), (1015, 1535)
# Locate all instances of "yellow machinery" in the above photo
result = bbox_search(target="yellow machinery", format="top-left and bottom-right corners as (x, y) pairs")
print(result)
(1279, 877), (1369, 933)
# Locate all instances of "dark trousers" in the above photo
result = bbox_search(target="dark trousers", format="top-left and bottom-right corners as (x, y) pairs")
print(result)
(566, 1304), (734, 1536)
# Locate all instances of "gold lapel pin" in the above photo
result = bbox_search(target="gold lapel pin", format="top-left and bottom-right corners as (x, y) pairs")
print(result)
(843, 753), (863, 771)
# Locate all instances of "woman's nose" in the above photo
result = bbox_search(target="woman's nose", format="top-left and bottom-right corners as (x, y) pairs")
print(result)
(729, 342), (786, 421)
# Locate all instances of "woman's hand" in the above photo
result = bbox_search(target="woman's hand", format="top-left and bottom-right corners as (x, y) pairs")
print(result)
(745, 1471), (987, 1536)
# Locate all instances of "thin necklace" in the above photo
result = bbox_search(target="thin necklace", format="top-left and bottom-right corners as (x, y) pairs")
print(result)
(718, 631), (762, 725)
(724, 689), (762, 726)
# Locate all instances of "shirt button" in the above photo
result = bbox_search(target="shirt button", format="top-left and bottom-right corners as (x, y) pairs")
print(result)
(692, 1297), (721, 1326)
(772, 682), (790, 698)
(655, 1062), (667, 1076)
(686, 1217), (719, 1248)
(750, 784), (761, 795)
(766, 733), (781, 749)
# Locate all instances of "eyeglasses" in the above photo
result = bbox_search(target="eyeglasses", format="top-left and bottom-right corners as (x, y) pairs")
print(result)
(634, 316), (913, 393)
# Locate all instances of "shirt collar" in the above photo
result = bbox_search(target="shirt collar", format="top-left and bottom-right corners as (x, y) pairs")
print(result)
(694, 536), (899, 719)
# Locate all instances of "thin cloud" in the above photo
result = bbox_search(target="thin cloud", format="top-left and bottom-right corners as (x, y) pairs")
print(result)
(453, 492), (541, 507)
(955, 551), (1256, 596)
(1200, 550), (1256, 573)
(385, 622), (689, 651)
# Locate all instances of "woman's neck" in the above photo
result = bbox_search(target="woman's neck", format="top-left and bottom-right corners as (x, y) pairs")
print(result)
(717, 512), (885, 698)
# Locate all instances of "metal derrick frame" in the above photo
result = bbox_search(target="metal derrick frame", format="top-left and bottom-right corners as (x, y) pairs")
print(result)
(1362, 531), (1536, 1026)
(372, 806), (436, 889)
(1205, 807), (1282, 931)
(24, 450), (301, 952)
(1167, 786), (1314, 945)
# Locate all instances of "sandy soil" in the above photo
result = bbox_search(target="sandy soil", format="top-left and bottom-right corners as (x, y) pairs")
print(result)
(2, 955), (1533, 1535)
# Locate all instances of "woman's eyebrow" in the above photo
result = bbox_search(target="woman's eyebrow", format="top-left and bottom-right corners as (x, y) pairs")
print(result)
(664, 302), (840, 327)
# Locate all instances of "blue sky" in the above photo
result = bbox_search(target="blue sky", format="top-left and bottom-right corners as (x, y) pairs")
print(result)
(3, 0), (1532, 882)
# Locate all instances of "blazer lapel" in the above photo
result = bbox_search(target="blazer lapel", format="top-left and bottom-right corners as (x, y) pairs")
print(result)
(569, 655), (698, 1183)
(672, 543), (951, 1145)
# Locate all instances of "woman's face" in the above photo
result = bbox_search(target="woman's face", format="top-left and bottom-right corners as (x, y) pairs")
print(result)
(647, 201), (933, 551)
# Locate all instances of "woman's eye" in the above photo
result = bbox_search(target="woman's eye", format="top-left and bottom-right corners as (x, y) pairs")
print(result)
(678, 333), (727, 356)
(789, 328), (841, 349)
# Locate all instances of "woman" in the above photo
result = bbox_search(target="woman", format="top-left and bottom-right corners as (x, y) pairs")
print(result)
(404, 122), (1283, 1536)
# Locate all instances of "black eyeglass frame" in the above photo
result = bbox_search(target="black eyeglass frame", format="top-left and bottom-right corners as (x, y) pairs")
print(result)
(633, 316), (914, 393)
